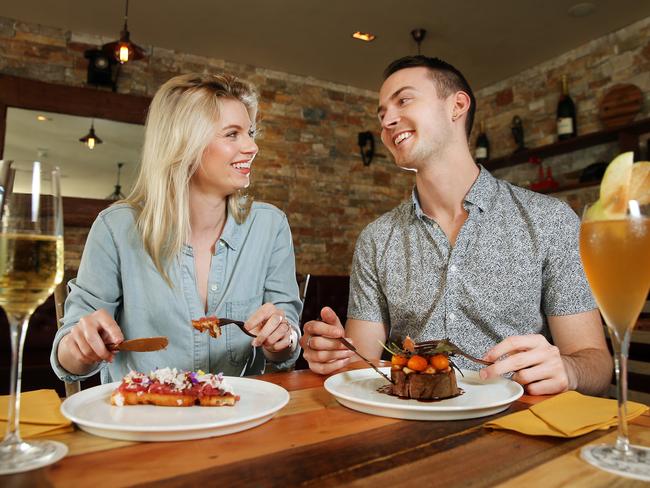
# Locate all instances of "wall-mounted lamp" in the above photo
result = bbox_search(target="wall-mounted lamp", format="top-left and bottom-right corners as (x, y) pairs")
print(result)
(79, 120), (103, 150)
(102, 0), (145, 64)
(358, 131), (375, 166)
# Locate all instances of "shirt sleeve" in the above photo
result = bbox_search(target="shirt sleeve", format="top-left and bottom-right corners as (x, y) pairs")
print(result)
(541, 201), (597, 316)
(347, 225), (390, 325)
(50, 214), (123, 382)
(262, 214), (302, 369)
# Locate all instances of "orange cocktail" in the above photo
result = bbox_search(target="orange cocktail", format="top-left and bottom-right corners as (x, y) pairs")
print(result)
(580, 217), (650, 339)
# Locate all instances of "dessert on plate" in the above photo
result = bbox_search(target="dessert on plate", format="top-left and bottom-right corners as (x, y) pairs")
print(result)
(382, 337), (468, 400)
(111, 367), (238, 407)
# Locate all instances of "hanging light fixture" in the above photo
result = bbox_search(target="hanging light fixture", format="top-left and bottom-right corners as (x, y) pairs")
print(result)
(79, 120), (103, 150)
(411, 29), (426, 55)
(102, 0), (144, 64)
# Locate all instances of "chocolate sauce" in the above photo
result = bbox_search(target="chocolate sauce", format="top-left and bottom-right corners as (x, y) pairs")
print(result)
(377, 384), (464, 403)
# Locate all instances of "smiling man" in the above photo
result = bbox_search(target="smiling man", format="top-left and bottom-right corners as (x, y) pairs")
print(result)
(301, 56), (612, 396)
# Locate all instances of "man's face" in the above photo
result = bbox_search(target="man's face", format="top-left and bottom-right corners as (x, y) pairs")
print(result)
(377, 67), (453, 171)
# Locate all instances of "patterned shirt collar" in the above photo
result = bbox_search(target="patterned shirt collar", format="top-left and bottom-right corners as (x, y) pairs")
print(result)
(410, 164), (497, 220)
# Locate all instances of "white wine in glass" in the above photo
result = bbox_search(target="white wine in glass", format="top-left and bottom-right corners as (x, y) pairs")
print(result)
(0, 160), (67, 474)
(579, 199), (650, 481)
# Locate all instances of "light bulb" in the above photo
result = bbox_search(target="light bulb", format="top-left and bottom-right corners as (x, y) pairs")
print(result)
(119, 45), (130, 63)
(87, 137), (96, 150)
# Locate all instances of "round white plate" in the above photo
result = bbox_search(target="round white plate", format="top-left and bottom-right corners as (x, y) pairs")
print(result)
(324, 368), (523, 420)
(60, 377), (289, 441)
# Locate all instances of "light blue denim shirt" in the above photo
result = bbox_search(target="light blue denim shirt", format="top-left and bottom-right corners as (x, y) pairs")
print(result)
(50, 201), (302, 384)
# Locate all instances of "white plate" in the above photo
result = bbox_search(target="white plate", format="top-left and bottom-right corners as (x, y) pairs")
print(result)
(60, 377), (289, 441)
(324, 368), (523, 421)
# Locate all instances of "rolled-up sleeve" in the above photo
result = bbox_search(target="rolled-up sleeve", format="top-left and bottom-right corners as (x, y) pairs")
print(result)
(50, 214), (123, 382)
(262, 214), (302, 369)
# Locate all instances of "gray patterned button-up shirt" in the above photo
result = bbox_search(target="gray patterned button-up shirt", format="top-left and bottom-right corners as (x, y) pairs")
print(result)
(348, 166), (596, 369)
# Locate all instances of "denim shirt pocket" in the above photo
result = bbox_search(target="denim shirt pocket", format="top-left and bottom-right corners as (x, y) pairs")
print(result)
(224, 294), (263, 366)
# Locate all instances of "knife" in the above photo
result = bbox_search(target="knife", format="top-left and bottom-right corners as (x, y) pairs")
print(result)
(339, 337), (395, 384)
(107, 336), (169, 352)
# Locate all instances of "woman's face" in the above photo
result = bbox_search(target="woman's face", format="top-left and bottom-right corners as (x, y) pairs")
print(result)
(192, 98), (258, 198)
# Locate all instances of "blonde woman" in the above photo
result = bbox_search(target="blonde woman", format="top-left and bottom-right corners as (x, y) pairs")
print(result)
(52, 73), (302, 383)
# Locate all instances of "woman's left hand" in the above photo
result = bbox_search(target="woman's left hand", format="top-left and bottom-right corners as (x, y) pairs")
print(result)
(245, 303), (293, 353)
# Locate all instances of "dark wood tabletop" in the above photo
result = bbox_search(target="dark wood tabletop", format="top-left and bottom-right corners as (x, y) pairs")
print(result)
(2, 362), (649, 487)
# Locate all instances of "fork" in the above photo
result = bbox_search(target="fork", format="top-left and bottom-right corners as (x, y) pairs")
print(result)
(217, 317), (257, 338)
(414, 339), (494, 366)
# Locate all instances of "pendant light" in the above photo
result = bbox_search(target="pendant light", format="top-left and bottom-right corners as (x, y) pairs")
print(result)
(102, 0), (145, 64)
(79, 120), (103, 150)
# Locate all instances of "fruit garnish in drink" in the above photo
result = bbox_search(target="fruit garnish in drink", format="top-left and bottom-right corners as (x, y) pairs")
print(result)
(585, 152), (649, 220)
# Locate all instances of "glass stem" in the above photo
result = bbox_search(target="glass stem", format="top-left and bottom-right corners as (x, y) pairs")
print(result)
(3, 313), (29, 445)
(610, 328), (631, 455)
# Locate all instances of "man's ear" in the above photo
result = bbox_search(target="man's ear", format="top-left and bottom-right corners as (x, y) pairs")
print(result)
(452, 91), (471, 121)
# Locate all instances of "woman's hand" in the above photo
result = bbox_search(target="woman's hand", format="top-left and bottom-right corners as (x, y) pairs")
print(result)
(245, 303), (294, 355)
(57, 308), (124, 375)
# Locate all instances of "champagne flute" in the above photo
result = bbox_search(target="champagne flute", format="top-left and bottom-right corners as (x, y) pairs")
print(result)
(579, 198), (650, 481)
(0, 160), (67, 474)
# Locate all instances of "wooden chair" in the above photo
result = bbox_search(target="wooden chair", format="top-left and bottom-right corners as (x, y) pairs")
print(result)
(53, 281), (80, 397)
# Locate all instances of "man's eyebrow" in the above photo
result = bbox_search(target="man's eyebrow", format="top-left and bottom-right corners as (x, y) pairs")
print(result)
(377, 86), (416, 114)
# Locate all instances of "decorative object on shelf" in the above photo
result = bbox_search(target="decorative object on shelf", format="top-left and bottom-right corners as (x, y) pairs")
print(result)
(411, 29), (426, 55)
(102, 0), (145, 65)
(557, 75), (577, 140)
(107, 162), (126, 200)
(598, 84), (642, 129)
(528, 156), (559, 193)
(511, 115), (526, 152)
(79, 120), (102, 150)
(84, 49), (117, 90)
(358, 131), (375, 166)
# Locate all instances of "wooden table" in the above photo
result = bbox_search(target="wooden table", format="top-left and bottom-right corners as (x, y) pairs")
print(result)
(3, 363), (649, 487)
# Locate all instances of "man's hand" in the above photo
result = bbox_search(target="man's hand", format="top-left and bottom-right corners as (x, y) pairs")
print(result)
(301, 306), (354, 374)
(479, 334), (573, 395)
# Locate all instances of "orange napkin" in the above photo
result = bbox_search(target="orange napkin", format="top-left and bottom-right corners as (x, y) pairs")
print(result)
(485, 391), (648, 437)
(0, 389), (73, 438)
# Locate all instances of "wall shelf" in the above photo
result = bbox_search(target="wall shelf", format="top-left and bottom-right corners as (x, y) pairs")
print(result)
(485, 116), (650, 171)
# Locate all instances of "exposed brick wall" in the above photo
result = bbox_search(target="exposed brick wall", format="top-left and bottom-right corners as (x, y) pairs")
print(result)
(1, 15), (649, 275)
(473, 16), (650, 212)
(0, 16), (412, 276)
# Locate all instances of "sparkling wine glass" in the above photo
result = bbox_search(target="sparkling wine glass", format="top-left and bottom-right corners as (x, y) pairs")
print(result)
(0, 160), (67, 474)
(579, 199), (650, 481)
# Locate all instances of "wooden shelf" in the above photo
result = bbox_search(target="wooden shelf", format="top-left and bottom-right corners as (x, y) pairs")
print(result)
(485, 116), (650, 171)
(536, 180), (600, 195)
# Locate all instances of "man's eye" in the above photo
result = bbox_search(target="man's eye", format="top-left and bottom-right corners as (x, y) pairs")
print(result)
(399, 97), (410, 105)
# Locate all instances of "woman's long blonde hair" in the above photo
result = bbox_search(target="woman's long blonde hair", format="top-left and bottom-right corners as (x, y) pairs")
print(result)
(124, 73), (258, 284)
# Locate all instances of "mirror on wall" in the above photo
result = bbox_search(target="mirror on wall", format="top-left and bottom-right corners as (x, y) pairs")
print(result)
(4, 107), (143, 199)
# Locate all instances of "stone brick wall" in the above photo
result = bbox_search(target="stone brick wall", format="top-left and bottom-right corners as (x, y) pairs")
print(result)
(473, 16), (650, 212)
(0, 16), (412, 276)
(1, 15), (649, 276)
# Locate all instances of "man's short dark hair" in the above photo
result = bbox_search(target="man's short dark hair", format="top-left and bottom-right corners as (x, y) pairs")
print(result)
(383, 56), (476, 138)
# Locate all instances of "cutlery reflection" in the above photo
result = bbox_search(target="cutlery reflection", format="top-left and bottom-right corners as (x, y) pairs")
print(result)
(339, 337), (395, 384)
(107, 336), (169, 352)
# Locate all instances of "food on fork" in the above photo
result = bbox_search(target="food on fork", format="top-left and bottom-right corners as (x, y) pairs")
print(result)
(192, 316), (222, 338)
(382, 338), (462, 400)
(111, 367), (238, 407)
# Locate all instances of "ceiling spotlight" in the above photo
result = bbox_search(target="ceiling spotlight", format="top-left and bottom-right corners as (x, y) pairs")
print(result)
(102, 0), (145, 64)
(352, 31), (376, 42)
(79, 120), (103, 150)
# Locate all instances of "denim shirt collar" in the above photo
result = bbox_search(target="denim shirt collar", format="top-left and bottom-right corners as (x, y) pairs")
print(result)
(181, 207), (243, 256)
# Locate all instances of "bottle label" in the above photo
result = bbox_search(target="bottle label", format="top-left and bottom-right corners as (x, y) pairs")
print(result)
(557, 118), (573, 135)
(475, 147), (488, 159)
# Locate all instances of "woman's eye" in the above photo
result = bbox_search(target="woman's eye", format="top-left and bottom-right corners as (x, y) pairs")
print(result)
(226, 132), (238, 138)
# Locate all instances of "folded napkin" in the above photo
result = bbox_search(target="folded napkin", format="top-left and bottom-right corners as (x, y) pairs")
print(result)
(0, 389), (73, 438)
(485, 391), (649, 437)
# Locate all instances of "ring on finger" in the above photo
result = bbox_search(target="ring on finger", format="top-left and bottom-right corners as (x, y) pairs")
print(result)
(306, 335), (313, 349)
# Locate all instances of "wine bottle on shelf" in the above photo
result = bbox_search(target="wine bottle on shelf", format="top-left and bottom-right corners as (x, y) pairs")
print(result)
(556, 75), (576, 140)
(475, 121), (490, 164)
